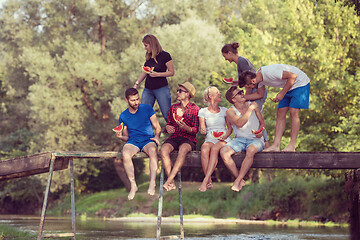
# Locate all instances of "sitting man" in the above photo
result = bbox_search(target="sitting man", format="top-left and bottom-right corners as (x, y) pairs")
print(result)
(160, 82), (199, 191)
(116, 88), (161, 200)
(220, 86), (266, 192)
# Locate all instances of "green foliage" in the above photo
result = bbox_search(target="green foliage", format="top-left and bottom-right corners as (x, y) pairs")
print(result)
(0, 224), (35, 239)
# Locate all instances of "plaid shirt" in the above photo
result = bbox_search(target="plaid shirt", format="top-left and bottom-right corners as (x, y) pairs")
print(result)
(165, 102), (200, 143)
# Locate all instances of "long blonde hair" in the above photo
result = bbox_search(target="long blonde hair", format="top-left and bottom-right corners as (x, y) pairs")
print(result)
(203, 86), (219, 105)
(142, 34), (163, 62)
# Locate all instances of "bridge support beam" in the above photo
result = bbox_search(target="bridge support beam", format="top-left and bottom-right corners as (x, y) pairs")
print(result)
(346, 169), (360, 240)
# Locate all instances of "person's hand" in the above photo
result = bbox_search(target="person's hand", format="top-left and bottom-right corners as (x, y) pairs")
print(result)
(115, 131), (123, 138)
(272, 92), (285, 103)
(255, 132), (263, 139)
(200, 128), (206, 135)
(149, 71), (159, 78)
(151, 137), (160, 145)
(133, 82), (140, 89)
(176, 119), (188, 130)
(249, 102), (258, 111)
(165, 125), (175, 134)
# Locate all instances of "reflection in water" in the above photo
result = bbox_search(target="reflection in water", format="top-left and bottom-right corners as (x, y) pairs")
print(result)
(0, 215), (349, 240)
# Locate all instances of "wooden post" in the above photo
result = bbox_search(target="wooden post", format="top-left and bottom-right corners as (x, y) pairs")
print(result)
(347, 169), (360, 240)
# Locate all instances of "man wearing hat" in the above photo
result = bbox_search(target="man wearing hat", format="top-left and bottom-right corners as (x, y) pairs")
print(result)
(160, 82), (200, 191)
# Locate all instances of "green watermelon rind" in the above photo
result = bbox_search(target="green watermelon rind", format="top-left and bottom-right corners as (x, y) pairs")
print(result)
(142, 66), (154, 73)
(251, 127), (265, 135)
(223, 77), (233, 84)
(112, 123), (124, 132)
(173, 113), (184, 122)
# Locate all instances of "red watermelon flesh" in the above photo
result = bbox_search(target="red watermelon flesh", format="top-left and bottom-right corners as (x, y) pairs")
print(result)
(211, 131), (225, 139)
(173, 113), (184, 122)
(142, 66), (154, 73)
(223, 78), (233, 84)
(251, 127), (265, 135)
(112, 123), (124, 132)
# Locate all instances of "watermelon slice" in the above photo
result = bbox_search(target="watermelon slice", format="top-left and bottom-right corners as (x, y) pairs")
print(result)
(173, 113), (184, 122)
(251, 127), (265, 135)
(211, 131), (225, 139)
(223, 77), (233, 84)
(142, 66), (154, 73)
(112, 123), (124, 132)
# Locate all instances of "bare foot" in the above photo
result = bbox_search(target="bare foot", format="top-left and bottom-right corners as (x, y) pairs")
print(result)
(206, 182), (213, 190)
(282, 145), (296, 152)
(163, 181), (176, 191)
(128, 185), (138, 200)
(147, 181), (156, 196)
(199, 181), (207, 192)
(231, 179), (246, 192)
(263, 145), (280, 152)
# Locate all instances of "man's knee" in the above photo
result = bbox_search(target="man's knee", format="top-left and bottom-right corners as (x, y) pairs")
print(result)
(289, 108), (300, 118)
(178, 143), (192, 154)
(246, 146), (258, 156)
(160, 144), (173, 158)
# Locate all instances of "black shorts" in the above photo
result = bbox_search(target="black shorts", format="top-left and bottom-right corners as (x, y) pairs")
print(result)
(164, 136), (196, 151)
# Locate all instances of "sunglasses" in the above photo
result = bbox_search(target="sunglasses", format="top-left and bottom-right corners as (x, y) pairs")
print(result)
(232, 90), (244, 98)
(177, 89), (188, 93)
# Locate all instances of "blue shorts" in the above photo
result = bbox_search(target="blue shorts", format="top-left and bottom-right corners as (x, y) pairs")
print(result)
(126, 139), (156, 152)
(278, 83), (310, 109)
(226, 137), (264, 153)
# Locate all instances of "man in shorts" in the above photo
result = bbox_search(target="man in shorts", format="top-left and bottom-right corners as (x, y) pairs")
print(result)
(160, 82), (200, 191)
(220, 86), (265, 192)
(239, 64), (310, 152)
(116, 88), (161, 200)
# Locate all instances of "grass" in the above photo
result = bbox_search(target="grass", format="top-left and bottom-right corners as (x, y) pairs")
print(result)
(0, 224), (35, 239)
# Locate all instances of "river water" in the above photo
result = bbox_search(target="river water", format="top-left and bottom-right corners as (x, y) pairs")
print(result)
(0, 215), (349, 240)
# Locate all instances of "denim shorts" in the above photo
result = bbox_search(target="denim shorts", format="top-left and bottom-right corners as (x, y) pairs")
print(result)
(278, 83), (310, 109)
(126, 139), (157, 152)
(226, 137), (264, 153)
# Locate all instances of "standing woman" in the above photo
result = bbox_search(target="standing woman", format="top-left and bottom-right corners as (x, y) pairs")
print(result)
(198, 87), (232, 192)
(134, 34), (174, 122)
(221, 42), (269, 148)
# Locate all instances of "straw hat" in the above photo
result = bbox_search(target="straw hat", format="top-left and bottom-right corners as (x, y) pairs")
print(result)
(178, 82), (195, 98)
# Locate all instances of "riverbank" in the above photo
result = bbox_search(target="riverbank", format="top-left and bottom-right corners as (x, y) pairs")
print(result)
(47, 174), (349, 225)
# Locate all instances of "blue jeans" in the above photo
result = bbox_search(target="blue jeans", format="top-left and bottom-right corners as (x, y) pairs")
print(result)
(141, 85), (171, 122)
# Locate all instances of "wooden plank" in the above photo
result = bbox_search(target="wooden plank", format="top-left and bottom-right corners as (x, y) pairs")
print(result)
(0, 152), (69, 181)
(175, 151), (360, 169)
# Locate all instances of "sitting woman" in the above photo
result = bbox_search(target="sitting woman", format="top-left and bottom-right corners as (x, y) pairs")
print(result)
(198, 86), (232, 192)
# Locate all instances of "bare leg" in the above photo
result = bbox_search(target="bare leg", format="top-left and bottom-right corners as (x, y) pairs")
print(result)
(122, 144), (140, 200)
(163, 143), (192, 191)
(160, 143), (176, 191)
(282, 108), (300, 152)
(142, 142), (159, 196)
(199, 142), (213, 192)
(199, 142), (226, 192)
(264, 107), (288, 152)
(220, 146), (238, 177)
(232, 145), (258, 192)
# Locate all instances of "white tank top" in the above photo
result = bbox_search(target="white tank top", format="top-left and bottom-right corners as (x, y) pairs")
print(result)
(231, 103), (264, 142)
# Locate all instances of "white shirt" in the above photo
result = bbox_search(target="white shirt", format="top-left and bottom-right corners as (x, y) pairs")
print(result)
(231, 104), (264, 142)
(259, 64), (310, 91)
(198, 106), (230, 143)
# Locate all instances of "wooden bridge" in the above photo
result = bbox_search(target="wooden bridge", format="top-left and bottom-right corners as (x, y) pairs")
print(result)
(1, 151), (360, 239)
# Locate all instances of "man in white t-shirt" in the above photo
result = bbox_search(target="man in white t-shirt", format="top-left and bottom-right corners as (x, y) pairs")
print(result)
(219, 86), (265, 192)
(239, 64), (310, 152)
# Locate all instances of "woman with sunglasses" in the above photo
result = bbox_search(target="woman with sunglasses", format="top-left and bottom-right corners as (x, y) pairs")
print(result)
(134, 34), (174, 122)
(198, 86), (232, 192)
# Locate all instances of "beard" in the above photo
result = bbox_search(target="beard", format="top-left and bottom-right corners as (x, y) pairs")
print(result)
(129, 102), (139, 110)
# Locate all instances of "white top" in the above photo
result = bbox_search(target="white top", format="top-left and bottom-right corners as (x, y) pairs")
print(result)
(198, 106), (230, 143)
(231, 104), (264, 142)
(258, 64), (310, 91)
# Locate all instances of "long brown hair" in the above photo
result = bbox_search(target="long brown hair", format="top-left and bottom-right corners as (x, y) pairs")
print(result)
(142, 34), (163, 62)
